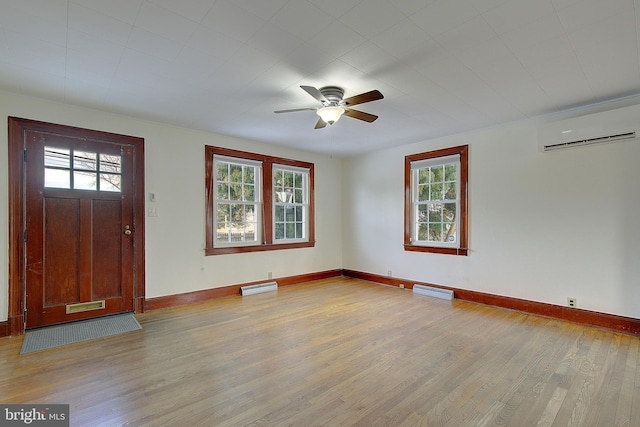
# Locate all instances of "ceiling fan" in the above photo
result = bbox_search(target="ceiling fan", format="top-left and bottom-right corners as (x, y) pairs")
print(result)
(274, 85), (384, 129)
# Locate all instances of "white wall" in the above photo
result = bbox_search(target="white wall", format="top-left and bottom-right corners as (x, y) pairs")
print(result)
(0, 91), (344, 321)
(342, 111), (640, 318)
(2, 89), (639, 324)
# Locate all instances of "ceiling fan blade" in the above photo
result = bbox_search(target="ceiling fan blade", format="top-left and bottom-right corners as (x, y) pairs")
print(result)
(274, 107), (317, 114)
(301, 85), (328, 104)
(342, 90), (384, 107)
(343, 108), (378, 123)
(314, 117), (327, 129)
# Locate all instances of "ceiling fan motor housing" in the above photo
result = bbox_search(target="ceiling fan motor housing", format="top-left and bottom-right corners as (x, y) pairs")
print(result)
(319, 86), (345, 105)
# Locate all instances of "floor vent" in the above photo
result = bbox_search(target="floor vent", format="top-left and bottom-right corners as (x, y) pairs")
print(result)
(413, 284), (454, 301)
(241, 281), (278, 296)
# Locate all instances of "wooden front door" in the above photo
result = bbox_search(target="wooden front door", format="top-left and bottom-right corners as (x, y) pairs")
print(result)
(23, 128), (137, 328)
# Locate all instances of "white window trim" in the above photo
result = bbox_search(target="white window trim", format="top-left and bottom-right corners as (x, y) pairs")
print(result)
(213, 155), (263, 247)
(410, 155), (461, 248)
(272, 164), (310, 244)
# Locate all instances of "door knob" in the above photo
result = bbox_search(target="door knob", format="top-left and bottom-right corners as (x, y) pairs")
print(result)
(124, 225), (132, 236)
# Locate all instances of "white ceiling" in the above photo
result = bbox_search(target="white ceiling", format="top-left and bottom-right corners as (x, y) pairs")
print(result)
(1, 0), (640, 156)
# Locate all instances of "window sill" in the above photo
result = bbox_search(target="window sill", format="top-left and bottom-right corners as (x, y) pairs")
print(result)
(206, 241), (315, 255)
(404, 244), (468, 256)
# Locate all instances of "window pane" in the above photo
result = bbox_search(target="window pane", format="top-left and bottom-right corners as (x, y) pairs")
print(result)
(244, 166), (254, 184)
(244, 205), (255, 222)
(229, 165), (242, 183)
(230, 204), (244, 223)
(217, 183), (229, 200)
(217, 163), (228, 181)
(284, 171), (293, 187)
(428, 224), (442, 242)
(244, 184), (255, 202)
(418, 168), (430, 184)
(430, 183), (443, 200)
(74, 171), (97, 190)
(286, 223), (295, 239)
(217, 204), (230, 226)
(418, 183), (429, 202)
(74, 151), (97, 171)
(274, 191), (286, 203)
(275, 223), (284, 239)
(275, 189), (293, 203)
(295, 206), (303, 221)
(444, 203), (456, 221)
(230, 226), (244, 242)
(444, 182), (456, 200)
(432, 166), (444, 182)
(45, 168), (70, 188)
(216, 230), (230, 243)
(294, 189), (303, 203)
(273, 169), (283, 186)
(285, 206), (295, 221)
(444, 223), (456, 242)
(417, 204), (428, 222)
(100, 174), (121, 192)
(275, 205), (284, 221)
(418, 223), (428, 240)
(444, 164), (457, 181)
(428, 204), (442, 222)
(294, 172), (302, 188)
(100, 154), (121, 173)
(45, 147), (70, 168)
(230, 183), (242, 201)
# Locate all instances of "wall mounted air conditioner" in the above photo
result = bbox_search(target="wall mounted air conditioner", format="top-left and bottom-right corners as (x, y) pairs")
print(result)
(537, 103), (640, 152)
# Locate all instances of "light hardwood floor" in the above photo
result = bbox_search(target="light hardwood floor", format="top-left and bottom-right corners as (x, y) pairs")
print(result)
(1, 277), (639, 426)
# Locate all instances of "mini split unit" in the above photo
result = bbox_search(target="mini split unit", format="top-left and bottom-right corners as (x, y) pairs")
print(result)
(537, 103), (640, 152)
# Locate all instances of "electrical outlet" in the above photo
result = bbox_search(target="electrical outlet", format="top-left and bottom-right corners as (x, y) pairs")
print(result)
(399, 284), (404, 289)
(388, 270), (392, 277)
(567, 297), (577, 308)
(268, 272), (273, 280)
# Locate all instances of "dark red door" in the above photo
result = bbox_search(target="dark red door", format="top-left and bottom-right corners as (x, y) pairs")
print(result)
(24, 130), (135, 328)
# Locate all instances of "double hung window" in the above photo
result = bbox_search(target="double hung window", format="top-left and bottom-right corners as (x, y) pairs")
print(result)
(213, 156), (261, 246)
(206, 146), (314, 255)
(273, 165), (309, 242)
(405, 145), (468, 255)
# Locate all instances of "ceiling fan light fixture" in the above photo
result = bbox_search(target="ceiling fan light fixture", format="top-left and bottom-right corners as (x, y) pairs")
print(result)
(317, 106), (345, 124)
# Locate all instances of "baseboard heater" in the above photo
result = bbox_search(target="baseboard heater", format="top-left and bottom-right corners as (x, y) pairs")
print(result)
(413, 284), (454, 301)
(240, 281), (278, 296)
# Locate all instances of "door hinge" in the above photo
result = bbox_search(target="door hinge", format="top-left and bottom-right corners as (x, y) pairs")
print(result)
(23, 229), (27, 243)
(23, 149), (27, 162)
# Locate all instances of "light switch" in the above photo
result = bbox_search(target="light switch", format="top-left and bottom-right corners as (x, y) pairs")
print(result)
(147, 208), (159, 217)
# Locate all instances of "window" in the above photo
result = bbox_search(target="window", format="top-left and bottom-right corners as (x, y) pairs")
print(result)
(44, 146), (122, 192)
(273, 165), (310, 242)
(213, 156), (261, 245)
(206, 146), (314, 255)
(404, 145), (468, 255)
